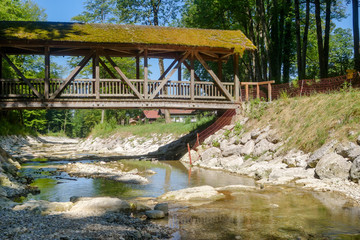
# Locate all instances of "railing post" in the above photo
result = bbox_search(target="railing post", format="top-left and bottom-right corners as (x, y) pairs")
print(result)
(44, 47), (50, 99)
(190, 53), (195, 101)
(245, 84), (249, 101)
(95, 51), (100, 99)
(136, 55), (140, 79)
(144, 49), (148, 99)
(256, 83), (260, 99)
(268, 82), (272, 102)
(234, 53), (240, 102)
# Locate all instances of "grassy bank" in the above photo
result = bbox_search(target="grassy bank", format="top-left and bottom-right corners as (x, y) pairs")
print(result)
(0, 118), (36, 136)
(245, 89), (360, 152)
(90, 115), (216, 138)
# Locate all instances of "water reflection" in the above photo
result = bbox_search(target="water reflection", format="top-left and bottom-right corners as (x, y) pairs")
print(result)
(21, 159), (360, 239)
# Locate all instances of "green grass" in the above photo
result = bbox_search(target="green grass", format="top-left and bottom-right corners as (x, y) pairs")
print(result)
(246, 88), (360, 152)
(90, 115), (216, 138)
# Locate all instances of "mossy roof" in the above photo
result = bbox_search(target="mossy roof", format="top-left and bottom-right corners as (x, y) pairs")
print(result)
(0, 21), (256, 55)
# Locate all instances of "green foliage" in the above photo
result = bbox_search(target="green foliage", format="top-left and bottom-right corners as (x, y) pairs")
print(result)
(248, 98), (268, 120)
(279, 90), (290, 100)
(23, 110), (47, 132)
(340, 81), (353, 93)
(233, 122), (243, 136)
(212, 139), (220, 148)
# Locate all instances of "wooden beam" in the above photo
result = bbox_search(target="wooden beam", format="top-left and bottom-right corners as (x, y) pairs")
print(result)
(99, 58), (117, 79)
(144, 49), (148, 99)
(95, 51), (100, 99)
(50, 51), (94, 99)
(190, 55), (195, 101)
(233, 53), (240, 102)
(136, 55), (140, 79)
(178, 63), (182, 81)
(149, 51), (190, 99)
(104, 54), (143, 99)
(256, 83), (260, 99)
(195, 52), (234, 102)
(44, 47), (50, 99)
(0, 52), (43, 99)
(183, 60), (201, 81)
(245, 84), (249, 101)
(158, 56), (180, 80)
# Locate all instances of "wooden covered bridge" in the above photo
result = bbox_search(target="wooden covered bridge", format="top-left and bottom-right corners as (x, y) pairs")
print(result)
(0, 21), (262, 110)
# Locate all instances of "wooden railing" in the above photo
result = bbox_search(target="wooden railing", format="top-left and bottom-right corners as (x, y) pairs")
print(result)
(0, 78), (273, 102)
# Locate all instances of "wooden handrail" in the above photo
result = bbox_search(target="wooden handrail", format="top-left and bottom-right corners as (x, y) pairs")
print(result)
(241, 80), (275, 102)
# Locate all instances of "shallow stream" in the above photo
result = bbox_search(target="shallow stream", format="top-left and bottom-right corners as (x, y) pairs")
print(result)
(21, 157), (360, 239)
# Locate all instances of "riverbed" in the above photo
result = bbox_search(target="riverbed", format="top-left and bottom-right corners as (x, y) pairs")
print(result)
(20, 156), (360, 240)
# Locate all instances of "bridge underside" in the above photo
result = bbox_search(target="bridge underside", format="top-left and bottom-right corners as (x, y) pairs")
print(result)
(0, 99), (239, 110)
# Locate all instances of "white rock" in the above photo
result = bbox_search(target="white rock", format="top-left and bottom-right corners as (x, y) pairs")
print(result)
(159, 185), (225, 201)
(69, 197), (130, 216)
(315, 152), (352, 180)
(253, 139), (275, 157)
(307, 140), (337, 168)
(200, 147), (222, 162)
(240, 140), (255, 156)
(220, 155), (244, 171)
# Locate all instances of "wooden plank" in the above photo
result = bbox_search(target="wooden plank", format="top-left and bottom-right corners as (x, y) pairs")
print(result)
(0, 52), (43, 99)
(233, 53), (240, 102)
(241, 80), (275, 85)
(150, 51), (190, 99)
(178, 63), (182, 81)
(190, 56), (195, 101)
(144, 49), (148, 99)
(99, 58), (117, 79)
(195, 52), (234, 102)
(105, 54), (143, 99)
(44, 47), (50, 99)
(50, 51), (94, 99)
(95, 51), (100, 99)
(217, 60), (223, 82)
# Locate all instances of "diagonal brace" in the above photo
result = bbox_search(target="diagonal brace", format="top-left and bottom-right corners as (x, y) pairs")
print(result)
(150, 51), (190, 99)
(50, 51), (94, 99)
(195, 52), (234, 102)
(104, 54), (143, 99)
(1, 52), (43, 99)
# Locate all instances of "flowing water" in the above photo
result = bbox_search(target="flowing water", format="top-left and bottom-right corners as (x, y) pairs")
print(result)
(21, 158), (360, 240)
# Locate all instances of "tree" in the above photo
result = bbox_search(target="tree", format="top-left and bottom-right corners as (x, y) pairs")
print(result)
(353, 0), (360, 71)
(72, 0), (116, 23)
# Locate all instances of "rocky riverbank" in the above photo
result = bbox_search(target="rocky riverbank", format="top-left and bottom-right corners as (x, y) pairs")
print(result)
(181, 116), (360, 204)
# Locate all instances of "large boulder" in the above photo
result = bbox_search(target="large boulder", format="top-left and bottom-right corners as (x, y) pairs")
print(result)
(315, 152), (352, 180)
(69, 197), (130, 216)
(239, 132), (251, 144)
(336, 142), (360, 161)
(307, 140), (337, 168)
(350, 156), (360, 182)
(159, 185), (225, 202)
(200, 147), (222, 162)
(240, 140), (255, 156)
(253, 139), (275, 157)
(282, 150), (309, 168)
(219, 155), (243, 171)
(221, 144), (242, 157)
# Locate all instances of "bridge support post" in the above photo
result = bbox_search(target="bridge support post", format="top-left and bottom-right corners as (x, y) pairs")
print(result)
(136, 55), (140, 79)
(190, 54), (195, 101)
(234, 53), (240, 102)
(95, 51), (100, 99)
(144, 49), (148, 99)
(44, 47), (50, 99)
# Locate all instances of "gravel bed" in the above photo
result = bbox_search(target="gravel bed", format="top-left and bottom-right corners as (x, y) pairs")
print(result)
(0, 209), (173, 240)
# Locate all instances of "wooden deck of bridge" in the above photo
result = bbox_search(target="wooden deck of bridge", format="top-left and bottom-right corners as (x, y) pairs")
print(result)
(0, 21), (272, 110)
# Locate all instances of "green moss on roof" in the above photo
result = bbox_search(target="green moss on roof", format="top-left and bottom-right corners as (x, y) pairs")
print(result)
(0, 21), (256, 55)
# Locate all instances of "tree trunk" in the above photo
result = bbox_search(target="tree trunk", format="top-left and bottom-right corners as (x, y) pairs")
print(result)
(323, 0), (331, 77)
(269, 0), (281, 83)
(295, 0), (303, 80)
(282, 0), (292, 83)
(315, 0), (327, 78)
(353, 0), (360, 71)
(301, 0), (310, 79)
